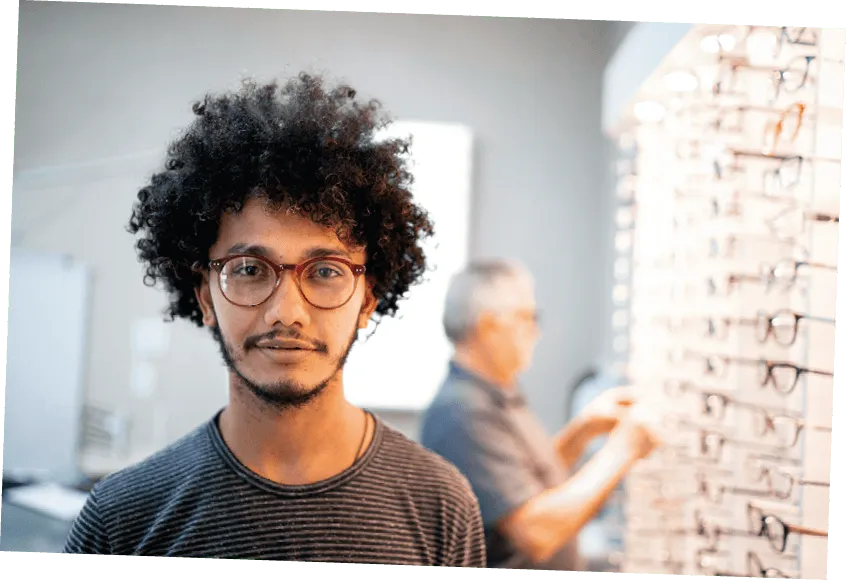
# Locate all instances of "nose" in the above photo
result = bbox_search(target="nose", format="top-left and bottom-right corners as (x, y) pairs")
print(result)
(263, 271), (310, 328)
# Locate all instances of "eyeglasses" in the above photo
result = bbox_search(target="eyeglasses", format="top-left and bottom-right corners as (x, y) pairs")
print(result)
(747, 502), (827, 553)
(674, 351), (834, 393)
(663, 415), (793, 456)
(207, 254), (366, 309)
(746, 550), (797, 578)
(702, 233), (799, 260)
(744, 458), (830, 500)
(773, 27), (819, 59)
(758, 360), (834, 394)
(713, 56), (817, 103)
(755, 309), (835, 346)
(693, 509), (757, 549)
(705, 272), (763, 296)
(656, 315), (756, 341)
(764, 159), (809, 197)
(694, 470), (773, 504)
(759, 258), (836, 291)
(731, 25), (817, 58)
(674, 195), (802, 231)
(676, 103), (783, 136)
(765, 204), (840, 239)
(630, 465), (732, 494)
(664, 381), (816, 447)
(762, 102), (805, 155)
(769, 56), (816, 100)
(652, 261), (829, 302)
(697, 428), (790, 462)
(672, 350), (757, 378)
(700, 552), (798, 580)
(709, 147), (830, 186)
(750, 412), (829, 448)
(691, 509), (804, 555)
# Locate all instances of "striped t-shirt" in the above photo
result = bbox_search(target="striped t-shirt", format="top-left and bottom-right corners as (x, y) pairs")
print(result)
(63, 411), (487, 566)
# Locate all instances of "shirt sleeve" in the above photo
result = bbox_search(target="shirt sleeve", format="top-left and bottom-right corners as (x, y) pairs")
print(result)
(432, 403), (546, 529)
(63, 487), (112, 555)
(449, 493), (487, 567)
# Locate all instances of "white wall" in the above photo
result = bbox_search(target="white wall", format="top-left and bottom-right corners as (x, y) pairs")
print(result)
(11, 3), (632, 466)
(4, 249), (91, 483)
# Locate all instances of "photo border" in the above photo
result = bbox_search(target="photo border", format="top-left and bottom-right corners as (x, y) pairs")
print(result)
(0, 0), (846, 580)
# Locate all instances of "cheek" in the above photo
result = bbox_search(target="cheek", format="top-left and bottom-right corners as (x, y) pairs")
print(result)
(319, 299), (367, 350)
(214, 300), (257, 346)
(331, 306), (363, 341)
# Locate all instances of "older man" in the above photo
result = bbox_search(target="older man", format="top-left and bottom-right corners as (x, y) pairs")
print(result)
(420, 260), (659, 570)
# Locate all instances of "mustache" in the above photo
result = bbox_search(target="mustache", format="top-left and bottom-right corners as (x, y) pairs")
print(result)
(244, 328), (328, 353)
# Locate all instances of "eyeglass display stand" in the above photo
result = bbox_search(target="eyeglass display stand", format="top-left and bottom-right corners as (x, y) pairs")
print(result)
(608, 25), (844, 580)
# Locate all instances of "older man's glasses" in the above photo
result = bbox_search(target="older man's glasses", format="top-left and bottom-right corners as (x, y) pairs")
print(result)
(208, 254), (367, 310)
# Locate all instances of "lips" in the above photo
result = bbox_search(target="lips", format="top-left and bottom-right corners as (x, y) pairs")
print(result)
(254, 342), (315, 364)
(255, 339), (315, 351)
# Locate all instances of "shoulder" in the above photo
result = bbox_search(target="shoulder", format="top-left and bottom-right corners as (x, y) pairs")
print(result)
(91, 421), (214, 515)
(422, 376), (494, 434)
(375, 420), (480, 510)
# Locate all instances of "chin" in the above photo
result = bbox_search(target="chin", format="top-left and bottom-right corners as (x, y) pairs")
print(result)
(242, 372), (332, 410)
(250, 367), (325, 392)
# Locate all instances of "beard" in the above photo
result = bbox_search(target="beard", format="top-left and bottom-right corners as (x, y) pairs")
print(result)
(210, 317), (360, 412)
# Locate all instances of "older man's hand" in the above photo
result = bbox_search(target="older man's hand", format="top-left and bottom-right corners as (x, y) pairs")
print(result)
(618, 401), (664, 461)
(577, 386), (636, 431)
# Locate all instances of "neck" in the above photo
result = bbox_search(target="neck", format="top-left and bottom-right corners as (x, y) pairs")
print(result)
(218, 372), (371, 486)
(453, 342), (517, 389)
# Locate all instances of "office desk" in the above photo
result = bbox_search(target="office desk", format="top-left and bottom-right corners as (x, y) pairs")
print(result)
(0, 500), (73, 553)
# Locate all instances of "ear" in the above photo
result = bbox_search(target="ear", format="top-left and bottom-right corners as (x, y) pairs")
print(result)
(357, 278), (379, 329)
(474, 311), (498, 339)
(195, 273), (218, 328)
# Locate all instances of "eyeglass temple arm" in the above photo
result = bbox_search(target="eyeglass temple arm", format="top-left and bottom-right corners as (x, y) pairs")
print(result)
(798, 260), (837, 271)
(787, 523), (828, 538)
(724, 485), (771, 497)
(808, 212), (839, 223)
(798, 479), (830, 487)
(731, 437), (787, 452)
(799, 314), (836, 324)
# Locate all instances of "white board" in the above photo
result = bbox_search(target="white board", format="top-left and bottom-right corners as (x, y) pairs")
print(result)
(344, 120), (474, 411)
(4, 248), (90, 484)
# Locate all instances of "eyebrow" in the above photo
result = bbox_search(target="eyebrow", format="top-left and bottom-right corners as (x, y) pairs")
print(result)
(224, 243), (353, 262)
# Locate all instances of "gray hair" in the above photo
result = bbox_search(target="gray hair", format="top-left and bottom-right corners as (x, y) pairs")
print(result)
(443, 260), (534, 345)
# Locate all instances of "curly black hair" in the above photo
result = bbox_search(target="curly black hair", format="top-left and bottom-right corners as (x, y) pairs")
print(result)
(128, 72), (434, 328)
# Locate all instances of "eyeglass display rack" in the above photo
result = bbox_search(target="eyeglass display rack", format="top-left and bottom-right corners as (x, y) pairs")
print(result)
(608, 26), (844, 579)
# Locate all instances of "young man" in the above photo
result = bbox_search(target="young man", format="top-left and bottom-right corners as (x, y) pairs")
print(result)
(420, 261), (661, 570)
(63, 73), (486, 566)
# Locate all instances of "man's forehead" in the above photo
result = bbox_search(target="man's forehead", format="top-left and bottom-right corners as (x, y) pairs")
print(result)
(214, 197), (365, 259)
(488, 275), (536, 309)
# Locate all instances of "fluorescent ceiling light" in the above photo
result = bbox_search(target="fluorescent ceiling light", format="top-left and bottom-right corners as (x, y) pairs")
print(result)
(663, 71), (699, 92)
(634, 101), (666, 123)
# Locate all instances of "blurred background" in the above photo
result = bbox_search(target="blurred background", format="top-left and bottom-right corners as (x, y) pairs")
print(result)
(3, 0), (642, 568)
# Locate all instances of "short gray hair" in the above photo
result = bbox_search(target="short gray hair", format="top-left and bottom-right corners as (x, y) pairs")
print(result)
(443, 260), (534, 344)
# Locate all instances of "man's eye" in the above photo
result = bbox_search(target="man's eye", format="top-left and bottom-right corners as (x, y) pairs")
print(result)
(314, 267), (341, 278)
(234, 265), (260, 276)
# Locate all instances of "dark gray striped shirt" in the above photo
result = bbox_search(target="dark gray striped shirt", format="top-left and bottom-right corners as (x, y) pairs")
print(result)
(63, 411), (486, 566)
